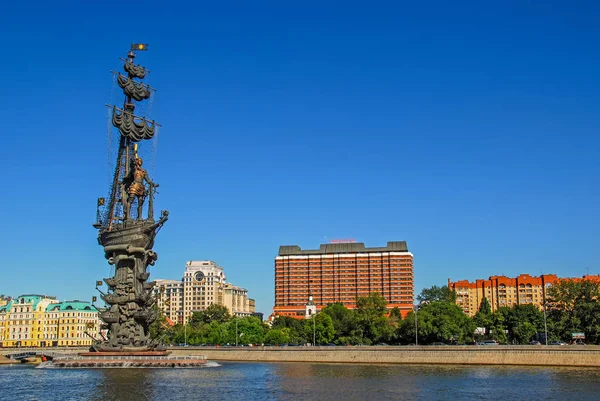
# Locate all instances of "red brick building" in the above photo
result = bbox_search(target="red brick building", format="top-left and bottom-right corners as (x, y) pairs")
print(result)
(448, 274), (600, 316)
(274, 241), (414, 318)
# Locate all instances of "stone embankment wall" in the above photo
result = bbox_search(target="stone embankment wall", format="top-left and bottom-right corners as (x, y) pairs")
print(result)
(170, 346), (600, 367)
(3, 346), (599, 367)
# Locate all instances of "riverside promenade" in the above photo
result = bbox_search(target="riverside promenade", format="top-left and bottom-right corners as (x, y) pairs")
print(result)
(168, 345), (600, 367)
(3, 346), (600, 367)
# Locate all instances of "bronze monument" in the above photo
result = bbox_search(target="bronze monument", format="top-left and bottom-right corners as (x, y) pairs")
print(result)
(93, 44), (168, 352)
(41, 45), (207, 367)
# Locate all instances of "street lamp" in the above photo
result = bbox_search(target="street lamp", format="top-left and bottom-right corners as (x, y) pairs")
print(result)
(543, 302), (548, 346)
(313, 314), (316, 347)
(235, 319), (238, 347)
(414, 304), (419, 346)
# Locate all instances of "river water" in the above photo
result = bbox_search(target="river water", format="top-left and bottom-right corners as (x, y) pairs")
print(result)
(1, 362), (600, 400)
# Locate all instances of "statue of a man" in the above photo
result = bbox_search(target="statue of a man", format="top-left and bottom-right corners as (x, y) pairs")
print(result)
(125, 156), (157, 220)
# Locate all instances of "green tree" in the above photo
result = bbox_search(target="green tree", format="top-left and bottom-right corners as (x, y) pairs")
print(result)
(264, 328), (291, 345)
(204, 321), (228, 345)
(271, 316), (306, 344)
(472, 297), (493, 340)
(547, 278), (600, 343)
(390, 307), (402, 319)
(305, 313), (335, 345)
(355, 293), (388, 343)
(513, 321), (537, 344)
(398, 310), (419, 345)
(227, 317), (266, 345)
(417, 285), (457, 304)
(409, 301), (474, 344)
(321, 303), (357, 343)
(189, 304), (231, 325)
(148, 307), (173, 343)
(479, 297), (492, 315)
(496, 304), (544, 344)
(491, 307), (510, 344)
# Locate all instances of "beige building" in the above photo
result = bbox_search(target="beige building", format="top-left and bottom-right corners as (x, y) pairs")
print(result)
(0, 295), (101, 347)
(153, 260), (255, 324)
(182, 260), (226, 323)
(154, 279), (184, 324)
(223, 283), (253, 317)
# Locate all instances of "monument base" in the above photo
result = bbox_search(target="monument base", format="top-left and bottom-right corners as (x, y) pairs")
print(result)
(40, 351), (209, 368)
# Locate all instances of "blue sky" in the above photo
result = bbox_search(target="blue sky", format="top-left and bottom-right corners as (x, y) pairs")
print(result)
(0, 1), (598, 315)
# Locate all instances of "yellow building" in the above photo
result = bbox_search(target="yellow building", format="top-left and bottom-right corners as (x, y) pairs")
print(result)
(0, 297), (11, 344)
(0, 295), (101, 347)
(0, 294), (59, 347)
(45, 301), (102, 347)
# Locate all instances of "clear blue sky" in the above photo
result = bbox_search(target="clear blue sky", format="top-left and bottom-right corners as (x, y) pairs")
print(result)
(0, 1), (598, 315)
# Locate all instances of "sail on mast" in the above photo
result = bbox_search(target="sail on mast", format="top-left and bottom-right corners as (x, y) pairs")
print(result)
(99, 43), (160, 229)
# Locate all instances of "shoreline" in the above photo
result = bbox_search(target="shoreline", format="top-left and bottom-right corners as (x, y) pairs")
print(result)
(178, 345), (600, 367)
(3, 346), (600, 367)
(0, 356), (19, 365)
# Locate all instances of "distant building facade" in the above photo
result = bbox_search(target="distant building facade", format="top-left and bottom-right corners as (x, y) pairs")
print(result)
(222, 283), (253, 317)
(0, 295), (101, 347)
(153, 260), (256, 324)
(274, 241), (414, 318)
(44, 301), (102, 347)
(448, 274), (600, 316)
(154, 279), (184, 324)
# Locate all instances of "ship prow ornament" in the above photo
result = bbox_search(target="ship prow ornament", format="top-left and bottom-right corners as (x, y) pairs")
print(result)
(93, 44), (168, 352)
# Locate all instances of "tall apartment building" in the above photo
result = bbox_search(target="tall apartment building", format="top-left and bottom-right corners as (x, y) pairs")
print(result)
(154, 279), (184, 324)
(448, 274), (600, 316)
(182, 260), (226, 324)
(153, 260), (255, 324)
(274, 241), (414, 318)
(0, 295), (101, 347)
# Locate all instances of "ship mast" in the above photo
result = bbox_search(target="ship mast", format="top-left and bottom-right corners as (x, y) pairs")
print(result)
(109, 48), (135, 230)
(100, 44), (158, 231)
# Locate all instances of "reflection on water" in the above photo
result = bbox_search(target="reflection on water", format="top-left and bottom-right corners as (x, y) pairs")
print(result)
(1, 363), (600, 401)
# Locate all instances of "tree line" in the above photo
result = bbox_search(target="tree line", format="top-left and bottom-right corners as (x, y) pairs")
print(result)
(150, 278), (600, 346)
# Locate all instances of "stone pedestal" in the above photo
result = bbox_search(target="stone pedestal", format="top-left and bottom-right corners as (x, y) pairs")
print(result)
(44, 351), (207, 368)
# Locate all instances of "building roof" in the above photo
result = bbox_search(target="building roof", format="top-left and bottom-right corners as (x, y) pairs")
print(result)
(0, 301), (13, 313)
(16, 294), (57, 310)
(46, 300), (98, 312)
(223, 283), (247, 292)
(278, 241), (409, 256)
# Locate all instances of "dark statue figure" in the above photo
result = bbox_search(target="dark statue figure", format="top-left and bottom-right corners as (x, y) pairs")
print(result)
(124, 156), (157, 221)
(93, 46), (167, 352)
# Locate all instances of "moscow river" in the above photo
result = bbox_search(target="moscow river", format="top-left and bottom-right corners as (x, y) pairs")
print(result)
(2, 362), (600, 401)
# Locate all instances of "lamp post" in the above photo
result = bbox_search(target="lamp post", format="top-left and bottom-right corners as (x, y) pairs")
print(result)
(313, 314), (316, 347)
(235, 319), (238, 347)
(543, 302), (548, 345)
(414, 304), (418, 346)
